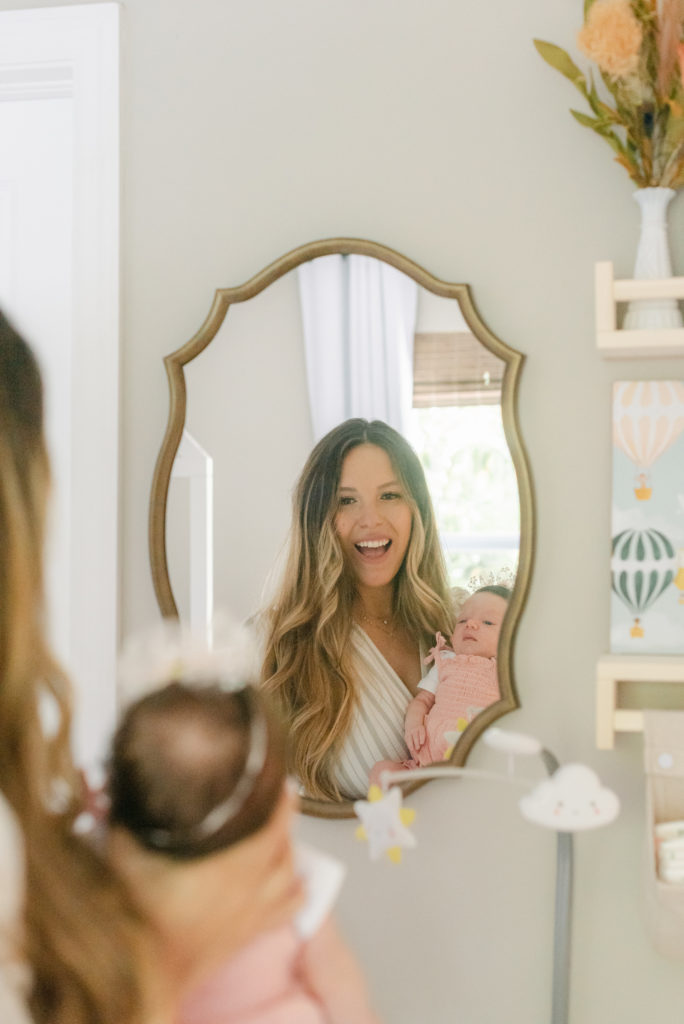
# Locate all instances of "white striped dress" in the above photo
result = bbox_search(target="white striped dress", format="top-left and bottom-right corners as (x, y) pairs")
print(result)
(328, 624), (424, 800)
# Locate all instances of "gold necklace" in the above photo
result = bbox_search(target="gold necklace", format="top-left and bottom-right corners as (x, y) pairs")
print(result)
(359, 610), (397, 639)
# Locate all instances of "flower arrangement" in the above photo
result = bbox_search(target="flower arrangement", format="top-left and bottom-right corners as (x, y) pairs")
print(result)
(535, 0), (684, 187)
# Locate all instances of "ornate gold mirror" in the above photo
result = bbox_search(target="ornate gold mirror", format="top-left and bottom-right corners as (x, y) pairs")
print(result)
(149, 238), (534, 819)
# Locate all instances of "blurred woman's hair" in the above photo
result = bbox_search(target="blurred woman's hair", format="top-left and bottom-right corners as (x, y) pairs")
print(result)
(260, 417), (454, 801)
(0, 314), (144, 1024)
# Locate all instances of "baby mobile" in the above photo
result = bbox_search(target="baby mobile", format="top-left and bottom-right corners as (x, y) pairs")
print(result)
(353, 729), (620, 1024)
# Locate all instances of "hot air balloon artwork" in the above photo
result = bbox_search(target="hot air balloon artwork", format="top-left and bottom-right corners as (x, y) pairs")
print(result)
(613, 382), (684, 501)
(611, 382), (684, 653)
(611, 528), (676, 638)
(674, 549), (684, 606)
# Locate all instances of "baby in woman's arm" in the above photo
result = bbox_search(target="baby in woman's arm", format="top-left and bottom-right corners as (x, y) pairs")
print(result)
(370, 586), (510, 785)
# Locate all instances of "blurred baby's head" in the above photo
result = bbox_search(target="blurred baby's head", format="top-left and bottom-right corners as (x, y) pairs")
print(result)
(108, 681), (287, 860)
(451, 585), (510, 659)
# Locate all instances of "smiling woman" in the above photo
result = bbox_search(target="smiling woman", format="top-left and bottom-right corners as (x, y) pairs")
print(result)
(260, 419), (455, 805)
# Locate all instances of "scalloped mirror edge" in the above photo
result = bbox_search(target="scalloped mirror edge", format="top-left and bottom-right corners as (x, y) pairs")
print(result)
(148, 237), (536, 820)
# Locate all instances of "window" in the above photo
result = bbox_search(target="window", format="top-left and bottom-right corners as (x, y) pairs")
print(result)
(409, 332), (519, 589)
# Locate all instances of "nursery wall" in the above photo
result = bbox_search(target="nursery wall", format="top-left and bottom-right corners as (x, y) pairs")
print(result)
(4, 0), (684, 1019)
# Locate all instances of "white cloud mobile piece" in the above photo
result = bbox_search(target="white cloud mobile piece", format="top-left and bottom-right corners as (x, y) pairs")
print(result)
(519, 763), (620, 832)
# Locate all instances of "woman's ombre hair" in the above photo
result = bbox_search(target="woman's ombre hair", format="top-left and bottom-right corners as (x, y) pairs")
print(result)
(0, 314), (145, 1024)
(260, 418), (453, 801)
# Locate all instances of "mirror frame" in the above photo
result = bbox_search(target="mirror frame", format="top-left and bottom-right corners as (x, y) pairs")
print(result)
(149, 237), (535, 819)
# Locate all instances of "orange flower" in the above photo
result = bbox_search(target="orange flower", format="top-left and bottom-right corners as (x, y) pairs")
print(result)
(577, 0), (643, 78)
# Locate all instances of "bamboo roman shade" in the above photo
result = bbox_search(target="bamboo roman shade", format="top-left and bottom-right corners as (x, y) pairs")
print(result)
(412, 331), (504, 407)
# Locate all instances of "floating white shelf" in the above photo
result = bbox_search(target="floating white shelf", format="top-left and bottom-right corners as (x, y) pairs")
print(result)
(596, 654), (684, 749)
(595, 261), (684, 358)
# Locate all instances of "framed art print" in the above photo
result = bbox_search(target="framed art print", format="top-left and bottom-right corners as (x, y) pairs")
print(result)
(611, 381), (684, 654)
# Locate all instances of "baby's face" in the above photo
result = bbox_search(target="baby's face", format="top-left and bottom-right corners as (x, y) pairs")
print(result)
(451, 592), (508, 659)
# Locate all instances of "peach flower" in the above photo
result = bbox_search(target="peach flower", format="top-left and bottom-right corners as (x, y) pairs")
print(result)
(577, 0), (643, 78)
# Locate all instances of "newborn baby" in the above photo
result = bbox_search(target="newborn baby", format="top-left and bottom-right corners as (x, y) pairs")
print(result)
(370, 586), (509, 785)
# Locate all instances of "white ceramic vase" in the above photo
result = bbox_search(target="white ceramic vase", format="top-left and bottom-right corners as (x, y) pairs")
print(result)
(624, 186), (683, 330)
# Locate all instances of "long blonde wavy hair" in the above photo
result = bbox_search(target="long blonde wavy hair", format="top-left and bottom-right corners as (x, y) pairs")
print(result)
(0, 317), (144, 1024)
(260, 418), (454, 801)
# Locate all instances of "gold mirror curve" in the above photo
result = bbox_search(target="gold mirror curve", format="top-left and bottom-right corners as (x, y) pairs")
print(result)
(148, 237), (535, 820)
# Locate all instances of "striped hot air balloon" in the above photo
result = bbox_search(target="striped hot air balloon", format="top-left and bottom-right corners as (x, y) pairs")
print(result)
(611, 528), (676, 634)
(613, 382), (684, 500)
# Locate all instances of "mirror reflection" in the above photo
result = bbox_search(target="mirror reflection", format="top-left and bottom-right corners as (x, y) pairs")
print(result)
(150, 240), (532, 816)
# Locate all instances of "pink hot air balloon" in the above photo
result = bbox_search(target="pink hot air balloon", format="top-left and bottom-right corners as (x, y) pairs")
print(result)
(613, 382), (684, 500)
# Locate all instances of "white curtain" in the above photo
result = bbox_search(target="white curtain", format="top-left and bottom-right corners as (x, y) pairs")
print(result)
(297, 254), (418, 441)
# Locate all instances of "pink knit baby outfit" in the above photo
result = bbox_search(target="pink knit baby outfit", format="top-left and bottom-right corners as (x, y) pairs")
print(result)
(415, 633), (500, 764)
(179, 924), (325, 1024)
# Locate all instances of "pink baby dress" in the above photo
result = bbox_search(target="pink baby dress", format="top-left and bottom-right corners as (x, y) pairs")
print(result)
(415, 634), (500, 764)
(179, 923), (325, 1024)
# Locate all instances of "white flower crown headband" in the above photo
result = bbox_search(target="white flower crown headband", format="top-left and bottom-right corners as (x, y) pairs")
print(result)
(467, 566), (516, 592)
(117, 614), (261, 705)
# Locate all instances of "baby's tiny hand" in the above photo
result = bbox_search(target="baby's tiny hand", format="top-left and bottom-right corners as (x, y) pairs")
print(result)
(406, 723), (426, 757)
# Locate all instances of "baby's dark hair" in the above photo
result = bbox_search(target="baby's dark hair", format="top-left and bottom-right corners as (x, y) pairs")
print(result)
(107, 682), (287, 860)
(474, 584), (511, 601)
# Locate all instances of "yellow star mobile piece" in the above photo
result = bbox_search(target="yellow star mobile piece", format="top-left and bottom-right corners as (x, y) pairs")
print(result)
(353, 785), (417, 862)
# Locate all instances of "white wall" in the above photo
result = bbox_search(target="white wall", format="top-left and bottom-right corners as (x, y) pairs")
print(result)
(4, 0), (684, 1019)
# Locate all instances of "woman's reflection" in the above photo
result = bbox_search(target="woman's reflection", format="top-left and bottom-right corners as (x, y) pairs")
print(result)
(259, 418), (455, 802)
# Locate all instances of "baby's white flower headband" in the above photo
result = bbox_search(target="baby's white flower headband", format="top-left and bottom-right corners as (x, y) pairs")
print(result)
(467, 566), (516, 592)
(117, 612), (260, 706)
